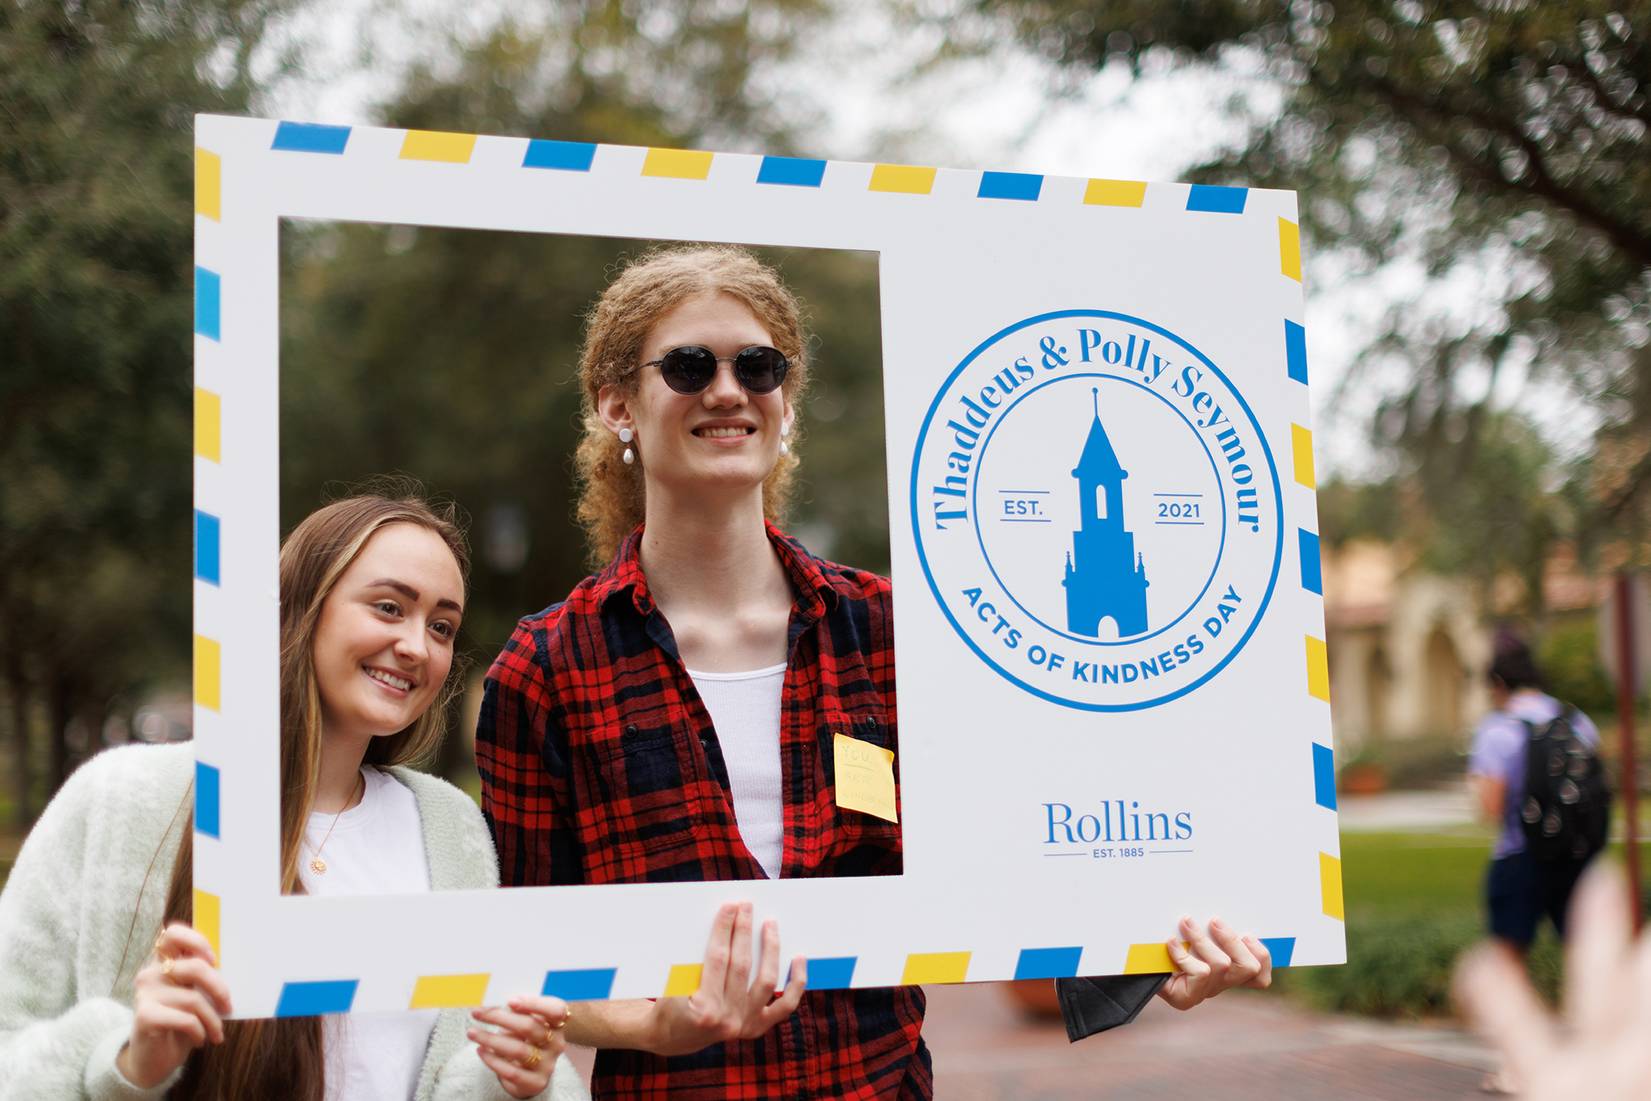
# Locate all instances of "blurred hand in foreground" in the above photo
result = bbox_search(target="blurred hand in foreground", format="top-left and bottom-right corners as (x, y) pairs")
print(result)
(1455, 862), (1651, 1101)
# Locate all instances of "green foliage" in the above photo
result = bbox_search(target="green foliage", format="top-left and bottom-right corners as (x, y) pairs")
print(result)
(1315, 476), (1402, 548)
(0, 0), (298, 813)
(963, 0), (1651, 555)
(1539, 619), (1617, 714)
(1283, 913), (1469, 1014)
(1407, 411), (1566, 609)
(1340, 732), (1467, 791)
(1318, 411), (1570, 615)
(1269, 832), (1651, 1018)
(1269, 832), (1545, 1016)
(1, 0), (862, 812)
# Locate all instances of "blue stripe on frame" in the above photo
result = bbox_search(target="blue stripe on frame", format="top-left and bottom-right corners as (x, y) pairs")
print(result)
(194, 761), (221, 838)
(522, 140), (597, 171)
(978, 171), (1044, 201)
(1285, 320), (1309, 385)
(1185, 184), (1248, 214)
(1312, 743), (1337, 811)
(541, 968), (616, 1002)
(194, 267), (220, 341)
(1259, 937), (1296, 968)
(271, 122), (352, 155)
(1013, 946), (1083, 980)
(756, 155), (827, 188)
(1298, 528), (1322, 595)
(275, 980), (359, 1017)
(194, 510), (221, 586)
(801, 957), (857, 991)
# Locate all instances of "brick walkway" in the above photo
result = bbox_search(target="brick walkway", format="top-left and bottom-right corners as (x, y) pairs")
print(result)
(923, 982), (1493, 1100)
(562, 982), (1494, 1098)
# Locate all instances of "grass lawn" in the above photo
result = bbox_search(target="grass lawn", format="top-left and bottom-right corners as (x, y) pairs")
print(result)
(1277, 828), (1651, 1018)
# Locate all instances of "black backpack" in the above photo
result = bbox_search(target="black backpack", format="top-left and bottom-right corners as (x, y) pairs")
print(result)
(1519, 707), (1611, 864)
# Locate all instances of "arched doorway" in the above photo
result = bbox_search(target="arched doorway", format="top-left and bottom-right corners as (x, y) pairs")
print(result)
(1423, 627), (1465, 736)
(1366, 645), (1392, 741)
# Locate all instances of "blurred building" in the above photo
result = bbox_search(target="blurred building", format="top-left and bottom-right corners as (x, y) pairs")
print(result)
(1323, 541), (1604, 754)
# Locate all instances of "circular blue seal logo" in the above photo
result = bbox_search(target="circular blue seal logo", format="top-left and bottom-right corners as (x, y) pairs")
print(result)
(910, 310), (1285, 711)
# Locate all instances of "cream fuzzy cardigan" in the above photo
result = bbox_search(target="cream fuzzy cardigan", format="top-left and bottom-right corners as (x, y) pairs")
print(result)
(0, 742), (587, 1101)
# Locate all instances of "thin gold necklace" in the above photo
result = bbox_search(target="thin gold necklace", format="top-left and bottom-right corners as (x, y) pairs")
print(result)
(307, 770), (364, 876)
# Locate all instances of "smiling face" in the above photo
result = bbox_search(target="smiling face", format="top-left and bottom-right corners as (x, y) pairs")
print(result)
(599, 291), (794, 508)
(310, 522), (464, 746)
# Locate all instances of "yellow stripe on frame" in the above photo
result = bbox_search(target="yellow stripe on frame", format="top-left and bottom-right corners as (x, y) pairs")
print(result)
(642, 148), (714, 180)
(1123, 942), (1175, 974)
(1320, 851), (1345, 920)
(869, 164), (937, 195)
(399, 130), (478, 163)
(1305, 636), (1330, 702)
(663, 963), (702, 997)
(409, 973), (491, 1009)
(193, 635), (221, 712)
(194, 388), (221, 463)
(1279, 217), (1303, 282)
(901, 951), (970, 984)
(1084, 179), (1147, 207)
(193, 889), (221, 963)
(196, 148), (221, 221)
(1291, 423), (1316, 489)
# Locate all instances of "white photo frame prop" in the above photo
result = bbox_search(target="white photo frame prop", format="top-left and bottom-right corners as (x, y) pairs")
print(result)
(192, 114), (1343, 1018)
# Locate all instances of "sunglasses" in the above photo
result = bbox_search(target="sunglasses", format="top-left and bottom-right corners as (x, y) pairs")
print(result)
(643, 345), (790, 396)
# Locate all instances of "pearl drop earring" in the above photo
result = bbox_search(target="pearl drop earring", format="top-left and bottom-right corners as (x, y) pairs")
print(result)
(779, 426), (790, 456)
(619, 426), (635, 465)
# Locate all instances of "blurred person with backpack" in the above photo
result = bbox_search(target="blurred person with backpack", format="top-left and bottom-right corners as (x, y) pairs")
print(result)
(1469, 630), (1610, 952)
(1468, 629), (1610, 1093)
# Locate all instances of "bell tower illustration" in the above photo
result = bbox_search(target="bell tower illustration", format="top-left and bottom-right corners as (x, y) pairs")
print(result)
(1063, 388), (1149, 638)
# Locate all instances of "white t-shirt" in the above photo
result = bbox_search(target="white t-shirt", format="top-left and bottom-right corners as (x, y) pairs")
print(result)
(688, 664), (787, 878)
(299, 767), (438, 1101)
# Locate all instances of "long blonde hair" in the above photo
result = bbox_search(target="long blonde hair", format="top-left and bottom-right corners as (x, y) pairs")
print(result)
(572, 244), (811, 565)
(161, 489), (469, 1100)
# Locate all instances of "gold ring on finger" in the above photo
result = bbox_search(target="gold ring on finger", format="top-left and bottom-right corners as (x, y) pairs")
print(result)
(160, 955), (175, 980)
(518, 1045), (542, 1070)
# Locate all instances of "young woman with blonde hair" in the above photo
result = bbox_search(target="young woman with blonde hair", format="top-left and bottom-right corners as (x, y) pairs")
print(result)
(0, 490), (584, 1100)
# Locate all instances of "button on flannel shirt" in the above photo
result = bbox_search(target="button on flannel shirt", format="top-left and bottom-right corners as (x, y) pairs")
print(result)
(476, 524), (932, 1100)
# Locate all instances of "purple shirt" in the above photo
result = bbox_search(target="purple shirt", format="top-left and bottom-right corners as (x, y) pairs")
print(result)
(1468, 692), (1600, 858)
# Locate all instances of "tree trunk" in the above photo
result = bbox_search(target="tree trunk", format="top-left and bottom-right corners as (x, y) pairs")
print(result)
(4, 656), (32, 829)
(47, 673), (72, 798)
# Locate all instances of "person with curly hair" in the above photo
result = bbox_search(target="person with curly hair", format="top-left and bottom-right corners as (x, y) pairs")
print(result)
(476, 245), (1270, 1100)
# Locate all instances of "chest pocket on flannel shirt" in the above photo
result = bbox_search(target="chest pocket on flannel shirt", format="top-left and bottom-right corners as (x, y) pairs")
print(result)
(822, 710), (903, 878)
(586, 724), (705, 882)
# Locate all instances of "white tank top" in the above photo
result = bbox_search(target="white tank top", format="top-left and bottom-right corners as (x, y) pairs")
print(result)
(688, 664), (787, 878)
(299, 767), (438, 1101)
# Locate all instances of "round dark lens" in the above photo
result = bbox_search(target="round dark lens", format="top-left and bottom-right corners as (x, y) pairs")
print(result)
(658, 346), (718, 394)
(734, 347), (789, 394)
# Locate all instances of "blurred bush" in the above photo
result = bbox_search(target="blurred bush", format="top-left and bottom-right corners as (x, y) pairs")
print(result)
(1539, 621), (1617, 717)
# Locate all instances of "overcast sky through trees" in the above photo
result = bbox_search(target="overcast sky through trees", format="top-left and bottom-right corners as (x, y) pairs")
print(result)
(259, 0), (1606, 482)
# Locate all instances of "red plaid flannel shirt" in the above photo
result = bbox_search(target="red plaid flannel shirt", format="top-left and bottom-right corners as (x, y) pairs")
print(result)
(476, 524), (931, 1100)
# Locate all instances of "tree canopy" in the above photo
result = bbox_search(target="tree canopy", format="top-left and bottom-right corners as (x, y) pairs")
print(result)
(964, 0), (1651, 582)
(0, 0), (300, 817)
(278, 9), (889, 695)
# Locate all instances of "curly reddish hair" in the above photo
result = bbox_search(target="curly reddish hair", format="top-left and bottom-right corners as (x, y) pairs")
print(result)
(573, 244), (811, 565)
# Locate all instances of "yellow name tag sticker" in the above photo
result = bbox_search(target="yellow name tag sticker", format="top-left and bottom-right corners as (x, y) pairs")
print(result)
(833, 732), (898, 823)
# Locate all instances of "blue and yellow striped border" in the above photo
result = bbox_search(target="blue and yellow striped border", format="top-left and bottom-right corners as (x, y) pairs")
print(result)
(195, 122), (1336, 1009)
(250, 926), (1317, 1017)
(231, 124), (1324, 220)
